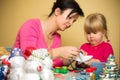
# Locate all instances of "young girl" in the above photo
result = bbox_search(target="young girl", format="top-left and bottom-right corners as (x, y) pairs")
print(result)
(80, 13), (114, 65)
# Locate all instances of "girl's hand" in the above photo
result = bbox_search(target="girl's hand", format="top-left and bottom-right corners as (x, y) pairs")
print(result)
(49, 46), (80, 60)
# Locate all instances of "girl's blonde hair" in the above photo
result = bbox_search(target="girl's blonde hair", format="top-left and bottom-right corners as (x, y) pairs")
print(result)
(84, 13), (109, 41)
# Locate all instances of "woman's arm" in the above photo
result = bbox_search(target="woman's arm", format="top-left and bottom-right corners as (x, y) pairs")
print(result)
(49, 46), (80, 60)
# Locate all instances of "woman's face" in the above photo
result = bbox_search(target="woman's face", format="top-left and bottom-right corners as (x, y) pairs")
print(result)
(85, 31), (104, 46)
(55, 8), (79, 31)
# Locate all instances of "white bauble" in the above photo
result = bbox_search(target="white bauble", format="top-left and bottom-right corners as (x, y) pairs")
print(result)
(8, 56), (25, 80)
(24, 60), (43, 73)
(9, 56), (25, 68)
(41, 57), (54, 80)
(21, 73), (41, 80)
(41, 68), (54, 80)
(8, 68), (25, 80)
(23, 60), (43, 80)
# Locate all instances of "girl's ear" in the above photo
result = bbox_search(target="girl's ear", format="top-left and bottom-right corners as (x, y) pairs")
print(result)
(103, 30), (106, 35)
(54, 8), (61, 16)
(102, 32), (106, 37)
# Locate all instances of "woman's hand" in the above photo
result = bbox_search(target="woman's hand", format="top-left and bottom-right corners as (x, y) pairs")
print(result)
(80, 49), (88, 56)
(49, 46), (80, 60)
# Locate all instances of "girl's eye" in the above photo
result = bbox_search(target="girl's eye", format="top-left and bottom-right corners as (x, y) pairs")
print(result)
(87, 32), (90, 34)
(86, 32), (97, 34)
(93, 32), (97, 34)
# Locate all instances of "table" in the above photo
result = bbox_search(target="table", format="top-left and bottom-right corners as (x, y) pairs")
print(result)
(54, 71), (120, 80)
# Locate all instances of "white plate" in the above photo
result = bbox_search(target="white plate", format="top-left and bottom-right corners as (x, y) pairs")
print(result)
(75, 52), (93, 62)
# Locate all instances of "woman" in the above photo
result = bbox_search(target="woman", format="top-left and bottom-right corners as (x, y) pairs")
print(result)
(13, 0), (84, 67)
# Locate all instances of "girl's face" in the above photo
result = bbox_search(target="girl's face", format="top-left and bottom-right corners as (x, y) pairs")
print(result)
(86, 31), (104, 46)
(55, 8), (79, 31)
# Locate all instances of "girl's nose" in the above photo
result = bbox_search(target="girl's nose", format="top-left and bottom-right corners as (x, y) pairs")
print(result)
(90, 33), (94, 37)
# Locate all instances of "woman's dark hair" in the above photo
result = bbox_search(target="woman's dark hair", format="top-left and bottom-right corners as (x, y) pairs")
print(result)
(48, 0), (84, 17)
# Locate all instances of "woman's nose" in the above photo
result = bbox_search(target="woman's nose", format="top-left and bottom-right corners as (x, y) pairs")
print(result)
(67, 19), (74, 26)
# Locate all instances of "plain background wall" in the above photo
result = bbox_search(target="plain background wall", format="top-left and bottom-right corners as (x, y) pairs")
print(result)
(0, 0), (120, 66)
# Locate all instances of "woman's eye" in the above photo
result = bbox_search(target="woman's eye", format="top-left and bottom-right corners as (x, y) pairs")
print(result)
(68, 17), (72, 19)
(73, 19), (77, 23)
(67, 16), (77, 23)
